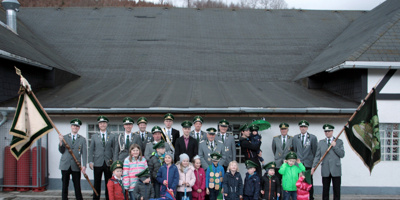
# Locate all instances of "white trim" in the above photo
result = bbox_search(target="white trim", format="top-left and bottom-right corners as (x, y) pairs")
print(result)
(326, 61), (400, 73)
(0, 49), (53, 70)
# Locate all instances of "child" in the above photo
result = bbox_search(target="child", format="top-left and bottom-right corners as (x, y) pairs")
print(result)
(261, 161), (281, 200)
(148, 140), (166, 198)
(123, 144), (148, 200)
(133, 168), (155, 200)
(107, 160), (129, 200)
(243, 160), (261, 200)
(156, 152), (179, 197)
(206, 153), (225, 200)
(223, 161), (243, 200)
(296, 171), (312, 200)
(279, 152), (305, 200)
(176, 153), (196, 200)
(192, 155), (206, 200)
(249, 125), (264, 166)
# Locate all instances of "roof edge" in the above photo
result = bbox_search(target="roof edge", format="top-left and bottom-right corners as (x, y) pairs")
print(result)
(0, 49), (53, 70)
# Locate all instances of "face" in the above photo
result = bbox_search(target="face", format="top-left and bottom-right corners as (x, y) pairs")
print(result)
(164, 120), (173, 128)
(280, 128), (288, 136)
(130, 147), (140, 158)
(252, 131), (258, 135)
(194, 159), (201, 169)
(114, 168), (123, 178)
(268, 169), (275, 176)
(300, 126), (308, 134)
(207, 133), (215, 141)
(194, 122), (202, 131)
(219, 125), (228, 134)
(242, 130), (250, 138)
(71, 125), (80, 134)
(212, 160), (219, 166)
(157, 147), (166, 155)
(183, 127), (191, 136)
(325, 130), (333, 138)
(182, 159), (189, 167)
(247, 167), (256, 175)
(153, 132), (162, 141)
(138, 123), (147, 132)
(230, 163), (238, 172)
(124, 123), (133, 133)
(288, 159), (296, 166)
(98, 122), (108, 132)
(165, 155), (172, 165)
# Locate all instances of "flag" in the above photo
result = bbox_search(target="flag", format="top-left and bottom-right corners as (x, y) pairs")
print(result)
(345, 88), (381, 173)
(9, 77), (53, 160)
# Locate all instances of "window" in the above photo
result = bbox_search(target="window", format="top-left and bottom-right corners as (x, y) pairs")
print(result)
(380, 123), (400, 161)
(87, 124), (124, 148)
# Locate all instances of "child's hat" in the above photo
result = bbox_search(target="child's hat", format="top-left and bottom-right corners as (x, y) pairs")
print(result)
(210, 152), (222, 161)
(303, 169), (312, 184)
(263, 161), (276, 170)
(179, 153), (189, 161)
(165, 152), (174, 162)
(110, 160), (123, 172)
(245, 160), (259, 169)
(136, 168), (150, 178)
(153, 140), (166, 149)
(193, 155), (201, 160)
(285, 151), (297, 160)
(249, 124), (259, 132)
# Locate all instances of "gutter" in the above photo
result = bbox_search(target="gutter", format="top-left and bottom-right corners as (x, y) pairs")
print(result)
(0, 49), (53, 70)
(0, 107), (356, 114)
(326, 61), (400, 73)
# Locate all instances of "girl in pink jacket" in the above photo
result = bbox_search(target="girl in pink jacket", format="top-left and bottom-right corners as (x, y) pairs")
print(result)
(176, 153), (196, 200)
(192, 155), (205, 200)
(296, 172), (312, 200)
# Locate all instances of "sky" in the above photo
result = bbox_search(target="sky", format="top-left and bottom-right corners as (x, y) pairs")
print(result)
(285, 0), (386, 10)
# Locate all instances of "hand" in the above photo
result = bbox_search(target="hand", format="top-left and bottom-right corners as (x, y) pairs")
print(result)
(296, 159), (301, 164)
(186, 183), (190, 187)
(182, 181), (186, 186)
(311, 168), (315, 175)
(163, 180), (168, 186)
(258, 151), (262, 157)
(59, 134), (64, 145)
(141, 197), (144, 200)
(277, 193), (280, 197)
(206, 188), (210, 195)
(221, 188), (223, 194)
(81, 166), (86, 174)
(261, 190), (264, 195)
(89, 163), (94, 170)
(197, 189), (202, 193)
(239, 195), (242, 199)
(224, 193), (228, 197)
(331, 141), (336, 147)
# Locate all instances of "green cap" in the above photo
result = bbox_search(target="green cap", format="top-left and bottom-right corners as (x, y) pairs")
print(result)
(123, 117), (134, 124)
(219, 119), (229, 127)
(285, 151), (297, 160)
(298, 120), (309, 127)
(245, 160), (259, 169)
(137, 117), (148, 125)
(181, 120), (193, 128)
(152, 126), (162, 133)
(135, 168), (150, 178)
(323, 124), (334, 131)
(164, 113), (174, 121)
(210, 152), (222, 161)
(263, 161), (276, 170)
(70, 118), (82, 127)
(110, 160), (123, 172)
(97, 116), (109, 123)
(153, 140), (166, 149)
(303, 169), (312, 184)
(279, 122), (289, 129)
(193, 116), (204, 123)
(249, 124), (259, 132)
(206, 127), (217, 135)
(238, 123), (249, 132)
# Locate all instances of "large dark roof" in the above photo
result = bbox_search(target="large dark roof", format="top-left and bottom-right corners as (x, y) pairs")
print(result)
(0, 6), (372, 111)
(295, 0), (400, 80)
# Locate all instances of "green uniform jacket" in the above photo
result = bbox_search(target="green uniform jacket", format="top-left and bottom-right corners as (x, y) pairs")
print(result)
(278, 162), (305, 191)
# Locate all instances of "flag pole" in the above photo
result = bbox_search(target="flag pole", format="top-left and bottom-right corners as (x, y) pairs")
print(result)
(312, 76), (384, 174)
(15, 67), (99, 196)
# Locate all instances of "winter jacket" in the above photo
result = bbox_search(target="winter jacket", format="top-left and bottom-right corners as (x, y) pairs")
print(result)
(261, 174), (281, 200)
(156, 163), (180, 196)
(243, 172), (260, 200)
(222, 171), (243, 200)
(296, 176), (312, 200)
(148, 154), (163, 183)
(192, 167), (206, 200)
(278, 162), (305, 191)
(122, 156), (148, 191)
(133, 177), (155, 200)
(206, 164), (225, 190)
(176, 162), (196, 192)
(107, 176), (129, 200)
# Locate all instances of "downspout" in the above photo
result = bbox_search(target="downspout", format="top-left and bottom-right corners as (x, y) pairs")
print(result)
(0, 111), (7, 127)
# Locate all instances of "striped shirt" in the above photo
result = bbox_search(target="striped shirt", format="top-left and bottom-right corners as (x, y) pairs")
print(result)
(122, 157), (148, 191)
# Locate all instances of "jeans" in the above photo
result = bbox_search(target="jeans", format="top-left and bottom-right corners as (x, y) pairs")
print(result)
(283, 190), (297, 200)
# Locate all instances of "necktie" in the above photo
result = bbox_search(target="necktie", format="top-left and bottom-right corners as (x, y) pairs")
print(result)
(302, 135), (305, 147)
(196, 133), (200, 142)
(328, 138), (331, 146)
(102, 134), (105, 147)
(141, 133), (145, 142)
(126, 135), (130, 150)
(72, 135), (76, 144)
(282, 137), (286, 150)
(168, 130), (171, 139)
(211, 142), (214, 151)
(222, 135), (225, 143)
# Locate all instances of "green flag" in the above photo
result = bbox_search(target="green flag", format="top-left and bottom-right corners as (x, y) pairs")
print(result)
(345, 88), (380, 173)
(9, 89), (53, 160)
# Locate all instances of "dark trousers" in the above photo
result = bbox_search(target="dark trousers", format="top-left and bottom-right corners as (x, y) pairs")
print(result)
(154, 181), (161, 198)
(208, 188), (219, 200)
(244, 195), (255, 200)
(93, 161), (112, 200)
(177, 191), (193, 200)
(62, 167), (83, 200)
(306, 167), (314, 200)
(322, 174), (341, 200)
(282, 191), (296, 200)
(275, 168), (283, 197)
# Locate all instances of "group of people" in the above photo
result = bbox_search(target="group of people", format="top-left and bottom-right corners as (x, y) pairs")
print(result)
(59, 114), (345, 200)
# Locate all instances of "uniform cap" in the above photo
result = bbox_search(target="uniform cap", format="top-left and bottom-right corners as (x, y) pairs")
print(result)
(193, 116), (204, 123)
(279, 122), (289, 129)
(97, 116), (109, 123)
(245, 160), (259, 169)
(70, 118), (82, 126)
(285, 151), (297, 160)
(153, 140), (166, 149)
(249, 125), (259, 132)
(219, 119), (229, 127)
(238, 123), (249, 132)
(206, 127), (217, 135)
(123, 117), (134, 124)
(135, 168), (150, 178)
(137, 117), (148, 125)
(298, 120), (309, 127)
(181, 120), (193, 128)
(210, 152), (222, 161)
(164, 113), (175, 121)
(263, 161), (276, 170)
(323, 124), (334, 131)
(152, 126), (162, 134)
(110, 160), (123, 172)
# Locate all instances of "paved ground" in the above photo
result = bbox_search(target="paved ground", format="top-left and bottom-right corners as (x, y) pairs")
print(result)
(1, 190), (400, 200)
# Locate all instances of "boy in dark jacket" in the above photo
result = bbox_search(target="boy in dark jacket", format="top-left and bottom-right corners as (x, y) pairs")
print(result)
(133, 168), (155, 200)
(223, 161), (243, 200)
(261, 162), (281, 200)
(107, 161), (129, 200)
(148, 140), (166, 198)
(243, 160), (261, 200)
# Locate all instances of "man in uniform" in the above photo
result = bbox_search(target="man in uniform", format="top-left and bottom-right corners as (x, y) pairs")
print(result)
(292, 120), (318, 200)
(59, 118), (87, 200)
(216, 119), (236, 172)
(175, 120), (198, 162)
(239, 124), (262, 178)
(190, 115), (207, 143)
(198, 127), (225, 169)
(161, 113), (180, 153)
(88, 116), (115, 200)
(134, 116), (153, 154)
(312, 124), (345, 200)
(271, 122), (293, 182)
(114, 117), (142, 162)
(144, 126), (171, 160)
